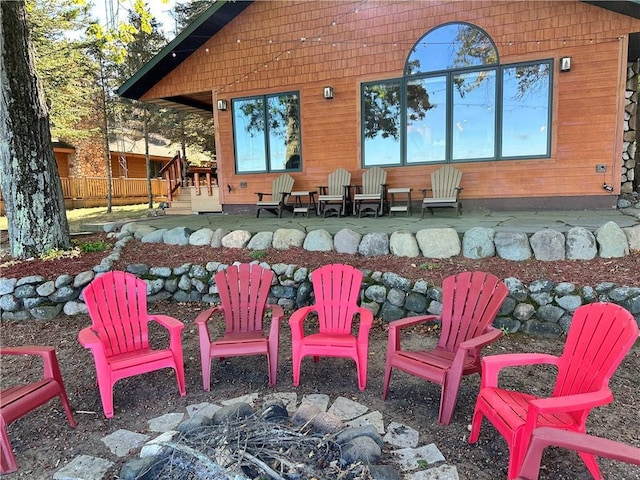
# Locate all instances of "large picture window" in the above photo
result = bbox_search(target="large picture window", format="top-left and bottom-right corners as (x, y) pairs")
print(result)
(362, 22), (552, 166)
(233, 92), (301, 173)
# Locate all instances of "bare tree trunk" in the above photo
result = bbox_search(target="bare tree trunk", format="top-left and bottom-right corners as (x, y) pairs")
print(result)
(0, 1), (70, 259)
(144, 111), (153, 208)
(98, 53), (113, 213)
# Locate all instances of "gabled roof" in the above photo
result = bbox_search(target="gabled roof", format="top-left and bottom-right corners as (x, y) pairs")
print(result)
(117, 0), (253, 112)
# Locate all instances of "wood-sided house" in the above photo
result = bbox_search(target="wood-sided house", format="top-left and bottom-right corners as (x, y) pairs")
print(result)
(118, 0), (640, 214)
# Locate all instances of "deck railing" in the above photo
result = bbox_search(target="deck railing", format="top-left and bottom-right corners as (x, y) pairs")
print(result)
(159, 152), (184, 202)
(0, 177), (168, 214)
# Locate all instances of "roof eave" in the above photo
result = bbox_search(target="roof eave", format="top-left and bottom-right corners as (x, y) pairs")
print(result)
(118, 0), (253, 101)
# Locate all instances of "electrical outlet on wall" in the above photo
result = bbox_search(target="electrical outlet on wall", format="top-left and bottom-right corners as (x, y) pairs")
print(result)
(595, 164), (607, 173)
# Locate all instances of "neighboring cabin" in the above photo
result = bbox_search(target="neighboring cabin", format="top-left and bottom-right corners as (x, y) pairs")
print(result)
(119, 0), (640, 214)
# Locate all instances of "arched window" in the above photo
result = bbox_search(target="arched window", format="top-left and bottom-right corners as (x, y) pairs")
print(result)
(362, 22), (551, 166)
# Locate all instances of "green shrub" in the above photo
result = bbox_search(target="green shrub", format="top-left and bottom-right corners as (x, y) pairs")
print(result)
(77, 240), (109, 253)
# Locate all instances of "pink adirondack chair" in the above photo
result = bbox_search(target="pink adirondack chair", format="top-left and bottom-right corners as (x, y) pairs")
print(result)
(382, 272), (508, 425)
(468, 302), (639, 480)
(1, 346), (76, 474)
(79, 271), (186, 418)
(517, 427), (640, 480)
(289, 264), (373, 391)
(195, 264), (283, 391)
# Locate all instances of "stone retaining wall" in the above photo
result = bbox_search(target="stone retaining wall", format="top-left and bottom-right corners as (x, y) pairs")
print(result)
(2, 222), (639, 335)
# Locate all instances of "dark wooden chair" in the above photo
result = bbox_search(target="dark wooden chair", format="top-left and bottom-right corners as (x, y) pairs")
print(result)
(317, 168), (352, 217)
(255, 173), (295, 218)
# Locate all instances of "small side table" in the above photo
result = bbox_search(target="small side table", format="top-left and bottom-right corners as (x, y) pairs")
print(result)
(290, 191), (317, 217)
(388, 187), (412, 217)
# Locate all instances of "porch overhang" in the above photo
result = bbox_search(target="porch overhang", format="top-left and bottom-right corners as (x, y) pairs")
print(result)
(117, 0), (253, 113)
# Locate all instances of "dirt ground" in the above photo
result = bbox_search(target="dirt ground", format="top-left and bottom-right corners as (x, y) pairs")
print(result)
(1, 235), (640, 479)
(1, 303), (639, 480)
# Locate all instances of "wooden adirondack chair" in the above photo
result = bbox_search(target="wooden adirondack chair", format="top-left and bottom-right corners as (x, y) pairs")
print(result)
(382, 272), (508, 425)
(421, 165), (463, 218)
(317, 168), (352, 217)
(1, 346), (76, 474)
(517, 427), (640, 480)
(353, 166), (388, 217)
(255, 173), (295, 218)
(79, 271), (186, 418)
(195, 264), (283, 390)
(289, 264), (373, 390)
(468, 302), (638, 480)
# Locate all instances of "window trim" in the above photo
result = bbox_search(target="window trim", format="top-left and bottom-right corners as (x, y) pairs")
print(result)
(232, 90), (302, 174)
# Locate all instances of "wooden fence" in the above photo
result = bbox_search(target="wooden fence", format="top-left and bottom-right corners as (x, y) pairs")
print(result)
(1, 177), (168, 214)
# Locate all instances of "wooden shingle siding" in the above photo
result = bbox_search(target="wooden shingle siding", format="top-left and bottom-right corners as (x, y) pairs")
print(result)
(142, 1), (640, 208)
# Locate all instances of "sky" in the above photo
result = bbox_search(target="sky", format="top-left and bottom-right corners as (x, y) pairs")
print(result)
(91, 0), (178, 37)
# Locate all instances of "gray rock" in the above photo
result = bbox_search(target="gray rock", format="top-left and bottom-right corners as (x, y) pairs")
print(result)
(341, 436), (382, 464)
(261, 400), (289, 421)
(334, 228), (362, 254)
(36, 281), (56, 296)
(412, 279), (429, 294)
(609, 286), (640, 301)
(247, 231), (274, 250)
(312, 412), (344, 434)
(163, 226), (192, 246)
(272, 228), (305, 249)
(221, 230), (252, 248)
(296, 281), (313, 307)
(212, 402), (255, 424)
(16, 275), (45, 286)
(623, 225), (640, 251)
(622, 294), (640, 314)
(365, 284), (387, 303)
(416, 228), (461, 258)
(132, 225), (157, 240)
(147, 291), (172, 303)
(361, 301), (380, 317)
(145, 278), (165, 296)
(498, 296), (516, 315)
(389, 230), (420, 257)
(494, 232), (532, 261)
(381, 302), (405, 322)
(504, 277), (528, 301)
(120, 456), (167, 480)
(522, 319), (563, 337)
(513, 303), (535, 322)
(14, 285), (37, 298)
(382, 272), (411, 291)
(189, 228), (214, 246)
(149, 267), (172, 277)
(2, 310), (31, 321)
(336, 424), (385, 447)
(555, 295), (582, 312)
(55, 274), (73, 288)
(582, 286), (597, 302)
(293, 267), (309, 283)
(73, 271), (95, 288)
(141, 229), (168, 243)
(462, 227), (495, 259)
(554, 282), (576, 295)
(494, 316), (520, 334)
(368, 465), (400, 480)
(404, 292), (427, 313)
(536, 304), (566, 323)
(359, 232), (390, 256)
(530, 229), (565, 261)
(595, 221), (629, 258)
(529, 279), (554, 293)
(210, 228), (231, 248)
(387, 288), (406, 307)
(127, 263), (149, 276)
(0, 278), (17, 295)
(0, 294), (20, 312)
(49, 285), (78, 303)
(303, 229), (334, 251)
(23, 297), (47, 309)
(530, 292), (553, 306)
(291, 402), (323, 426)
(189, 264), (208, 280)
(164, 277), (178, 293)
(64, 301), (88, 315)
(30, 304), (63, 320)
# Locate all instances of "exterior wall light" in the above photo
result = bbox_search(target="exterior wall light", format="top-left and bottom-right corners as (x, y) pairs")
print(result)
(217, 99), (228, 111)
(560, 57), (571, 72)
(323, 86), (334, 100)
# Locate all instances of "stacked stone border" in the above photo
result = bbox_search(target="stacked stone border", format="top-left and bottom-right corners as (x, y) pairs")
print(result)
(1, 221), (639, 334)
